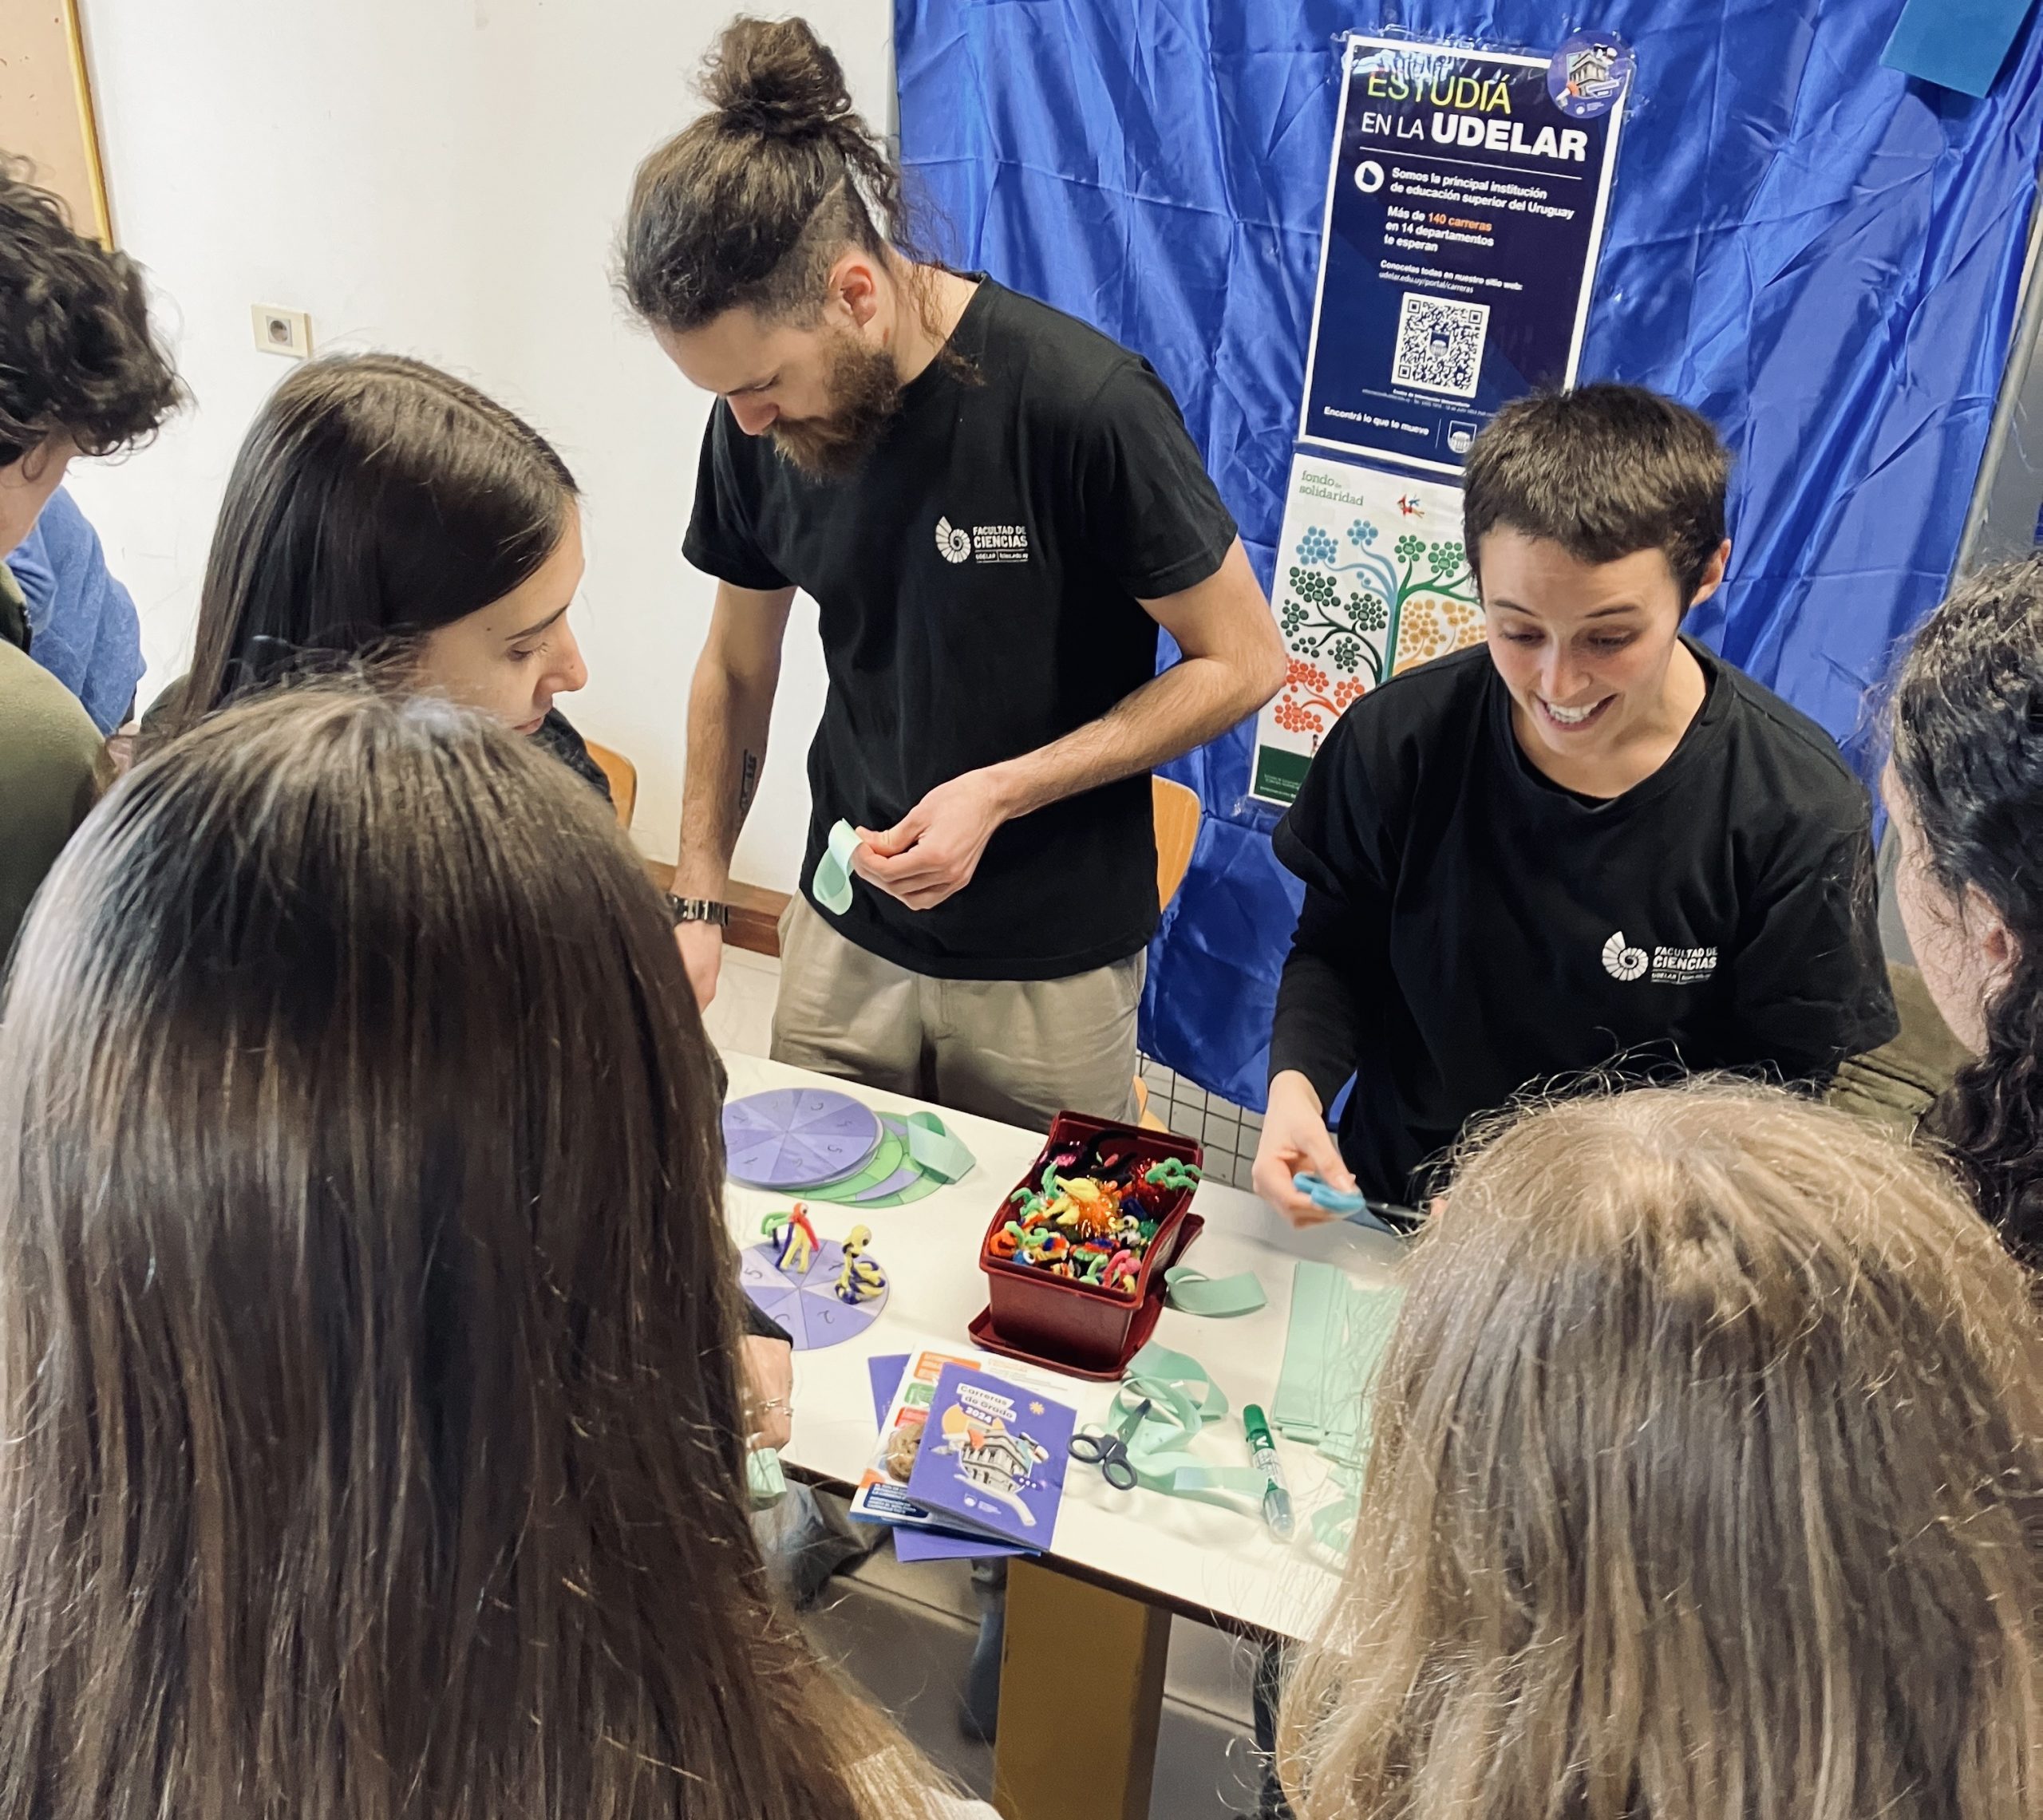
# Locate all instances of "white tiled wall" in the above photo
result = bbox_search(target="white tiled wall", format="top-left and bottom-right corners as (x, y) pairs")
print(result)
(1140, 1058), (1263, 1190)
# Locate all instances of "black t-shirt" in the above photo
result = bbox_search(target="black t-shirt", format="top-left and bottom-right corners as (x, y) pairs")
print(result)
(534, 708), (611, 803)
(1269, 640), (1898, 1201)
(683, 277), (1239, 981)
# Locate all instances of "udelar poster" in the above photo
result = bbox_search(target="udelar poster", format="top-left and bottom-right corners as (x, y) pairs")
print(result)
(1250, 454), (1478, 807)
(1299, 30), (1630, 475)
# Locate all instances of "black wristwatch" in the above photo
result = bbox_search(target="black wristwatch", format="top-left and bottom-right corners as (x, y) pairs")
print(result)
(666, 894), (731, 929)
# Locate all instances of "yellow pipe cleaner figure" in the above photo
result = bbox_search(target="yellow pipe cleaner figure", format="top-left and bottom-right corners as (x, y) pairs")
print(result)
(835, 1224), (887, 1304)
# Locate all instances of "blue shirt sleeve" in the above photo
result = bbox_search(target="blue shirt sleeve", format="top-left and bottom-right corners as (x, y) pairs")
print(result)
(2, 487), (145, 735)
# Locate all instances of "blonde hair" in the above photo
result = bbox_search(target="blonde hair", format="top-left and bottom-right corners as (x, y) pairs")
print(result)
(1278, 1080), (2041, 1820)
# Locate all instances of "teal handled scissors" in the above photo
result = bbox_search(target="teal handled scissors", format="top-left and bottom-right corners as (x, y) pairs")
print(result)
(1068, 1396), (1153, 1490)
(1293, 1172), (1426, 1236)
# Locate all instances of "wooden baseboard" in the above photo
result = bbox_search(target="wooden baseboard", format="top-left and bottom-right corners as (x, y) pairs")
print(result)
(643, 863), (789, 960)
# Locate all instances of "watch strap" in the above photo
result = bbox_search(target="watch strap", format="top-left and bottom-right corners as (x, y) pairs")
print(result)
(667, 894), (731, 928)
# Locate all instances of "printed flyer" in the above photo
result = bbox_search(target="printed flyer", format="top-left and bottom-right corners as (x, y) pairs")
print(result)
(1250, 453), (1479, 806)
(1299, 30), (1630, 473)
(904, 1363), (1075, 1549)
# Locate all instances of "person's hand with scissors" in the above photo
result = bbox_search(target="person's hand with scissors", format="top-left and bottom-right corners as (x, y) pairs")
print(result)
(1251, 1070), (1357, 1227)
(852, 768), (1014, 911)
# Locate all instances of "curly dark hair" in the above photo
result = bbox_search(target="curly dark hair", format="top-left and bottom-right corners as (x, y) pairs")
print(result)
(0, 158), (180, 467)
(1890, 553), (2043, 1266)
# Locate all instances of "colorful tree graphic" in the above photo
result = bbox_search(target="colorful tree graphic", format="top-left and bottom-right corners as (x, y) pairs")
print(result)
(1272, 515), (1478, 746)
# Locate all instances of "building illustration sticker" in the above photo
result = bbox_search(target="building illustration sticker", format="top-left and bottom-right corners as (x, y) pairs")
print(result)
(1250, 455), (1479, 805)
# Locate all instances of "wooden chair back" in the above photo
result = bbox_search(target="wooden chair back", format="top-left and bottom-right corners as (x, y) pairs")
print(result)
(584, 739), (638, 829)
(1136, 777), (1204, 1131)
(1153, 776), (1202, 909)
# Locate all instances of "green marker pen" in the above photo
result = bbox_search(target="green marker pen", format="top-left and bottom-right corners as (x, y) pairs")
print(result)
(1243, 1403), (1294, 1539)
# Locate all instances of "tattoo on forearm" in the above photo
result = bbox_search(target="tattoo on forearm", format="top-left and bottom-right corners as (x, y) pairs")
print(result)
(737, 748), (761, 820)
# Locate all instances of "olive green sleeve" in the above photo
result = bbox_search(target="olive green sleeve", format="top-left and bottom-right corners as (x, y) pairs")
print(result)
(0, 643), (105, 963)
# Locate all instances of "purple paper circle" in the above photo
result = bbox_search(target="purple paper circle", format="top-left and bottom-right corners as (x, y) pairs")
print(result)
(741, 1239), (888, 1351)
(724, 1088), (883, 1190)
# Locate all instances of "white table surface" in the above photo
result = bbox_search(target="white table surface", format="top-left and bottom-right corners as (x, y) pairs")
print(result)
(721, 1051), (1405, 1641)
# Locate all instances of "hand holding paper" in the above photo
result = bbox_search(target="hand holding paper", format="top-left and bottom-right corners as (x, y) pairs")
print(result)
(853, 768), (1011, 910)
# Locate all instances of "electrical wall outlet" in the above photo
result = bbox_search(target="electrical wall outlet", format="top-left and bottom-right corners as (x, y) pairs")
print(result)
(251, 305), (313, 359)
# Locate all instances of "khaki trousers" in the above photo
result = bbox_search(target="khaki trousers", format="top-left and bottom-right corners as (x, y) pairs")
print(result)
(770, 895), (1144, 1132)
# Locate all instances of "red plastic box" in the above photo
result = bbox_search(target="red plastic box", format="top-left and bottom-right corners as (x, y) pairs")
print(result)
(971, 1112), (1205, 1379)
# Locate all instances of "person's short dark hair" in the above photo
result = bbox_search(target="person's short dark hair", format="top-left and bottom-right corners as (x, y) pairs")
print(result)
(1462, 384), (1731, 606)
(0, 156), (180, 468)
(618, 16), (914, 333)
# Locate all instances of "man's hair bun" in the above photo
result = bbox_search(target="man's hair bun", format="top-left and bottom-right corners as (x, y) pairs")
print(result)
(702, 16), (853, 141)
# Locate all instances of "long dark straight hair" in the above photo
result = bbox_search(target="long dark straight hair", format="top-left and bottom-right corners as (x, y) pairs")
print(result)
(0, 687), (952, 1820)
(1891, 553), (2043, 1264)
(170, 353), (577, 730)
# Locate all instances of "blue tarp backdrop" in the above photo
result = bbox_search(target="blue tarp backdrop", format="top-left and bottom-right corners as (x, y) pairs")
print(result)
(895, 0), (2043, 1111)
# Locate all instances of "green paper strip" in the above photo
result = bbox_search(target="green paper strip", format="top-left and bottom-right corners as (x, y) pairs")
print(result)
(1271, 1261), (1405, 1471)
(747, 1447), (786, 1508)
(1271, 1261), (1343, 1444)
(1310, 1490), (1359, 1552)
(812, 819), (861, 916)
(1092, 1343), (1267, 1506)
(903, 1109), (975, 1183)
(1164, 1265), (1267, 1317)
(800, 1112), (963, 1205)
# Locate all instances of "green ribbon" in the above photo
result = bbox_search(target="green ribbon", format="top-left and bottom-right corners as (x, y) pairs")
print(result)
(1310, 1484), (1361, 1551)
(1163, 1265), (1267, 1317)
(812, 819), (862, 916)
(903, 1109), (975, 1183)
(1101, 1342), (1270, 1505)
(1272, 1262), (1405, 1481)
(747, 1447), (787, 1508)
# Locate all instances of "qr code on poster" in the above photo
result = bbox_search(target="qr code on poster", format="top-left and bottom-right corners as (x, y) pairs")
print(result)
(1391, 293), (1489, 399)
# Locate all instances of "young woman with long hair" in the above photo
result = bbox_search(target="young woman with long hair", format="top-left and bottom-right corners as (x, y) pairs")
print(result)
(1278, 1080), (2039, 1820)
(156, 351), (605, 792)
(155, 347), (800, 1425)
(0, 686), (984, 1820)
(1887, 551), (2043, 1264)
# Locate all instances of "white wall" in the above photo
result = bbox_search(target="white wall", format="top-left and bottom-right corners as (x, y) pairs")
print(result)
(63, 0), (893, 886)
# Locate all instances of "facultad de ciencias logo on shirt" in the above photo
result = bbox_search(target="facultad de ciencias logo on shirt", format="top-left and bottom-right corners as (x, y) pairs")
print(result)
(1602, 930), (1718, 986)
(935, 515), (1031, 565)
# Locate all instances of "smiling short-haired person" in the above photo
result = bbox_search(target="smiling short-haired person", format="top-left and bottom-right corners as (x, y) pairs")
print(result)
(621, 16), (1285, 1128)
(1252, 385), (1897, 1219)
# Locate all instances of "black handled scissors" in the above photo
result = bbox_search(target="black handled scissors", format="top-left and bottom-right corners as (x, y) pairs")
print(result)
(1068, 1396), (1152, 1490)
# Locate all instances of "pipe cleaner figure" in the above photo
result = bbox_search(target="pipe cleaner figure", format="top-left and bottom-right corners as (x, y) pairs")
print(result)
(763, 1204), (820, 1277)
(1052, 1175), (1125, 1238)
(835, 1223), (887, 1303)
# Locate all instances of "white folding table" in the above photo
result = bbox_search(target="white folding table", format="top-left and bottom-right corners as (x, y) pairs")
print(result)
(721, 1052), (1402, 1819)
